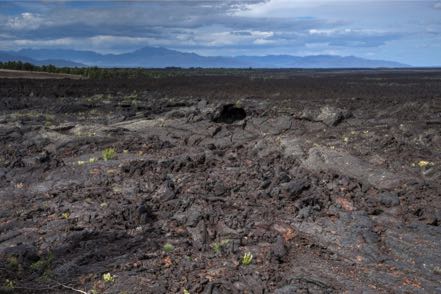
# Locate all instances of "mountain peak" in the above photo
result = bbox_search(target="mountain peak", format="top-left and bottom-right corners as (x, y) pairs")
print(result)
(133, 46), (170, 53)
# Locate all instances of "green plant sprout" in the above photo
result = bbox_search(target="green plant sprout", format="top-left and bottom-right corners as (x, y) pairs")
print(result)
(102, 148), (116, 161)
(4, 279), (14, 289)
(211, 239), (230, 254)
(418, 160), (433, 169)
(30, 253), (54, 272)
(102, 272), (115, 283)
(241, 252), (253, 266)
(6, 256), (18, 269)
(163, 243), (174, 253)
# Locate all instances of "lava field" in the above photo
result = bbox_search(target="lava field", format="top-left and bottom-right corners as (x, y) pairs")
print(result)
(0, 69), (440, 293)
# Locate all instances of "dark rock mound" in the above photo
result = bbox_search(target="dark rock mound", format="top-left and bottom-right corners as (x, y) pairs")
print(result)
(300, 105), (352, 127)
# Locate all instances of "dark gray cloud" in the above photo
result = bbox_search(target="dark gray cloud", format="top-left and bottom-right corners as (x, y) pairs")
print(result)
(0, 0), (345, 53)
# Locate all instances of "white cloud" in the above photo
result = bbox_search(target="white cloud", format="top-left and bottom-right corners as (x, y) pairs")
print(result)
(250, 30), (274, 38)
(12, 37), (75, 47)
(254, 38), (275, 45)
(173, 29), (276, 47)
(434, 2), (441, 9)
(6, 12), (44, 30)
(308, 28), (390, 37)
(235, 0), (323, 17)
(308, 28), (350, 36)
(0, 35), (154, 53)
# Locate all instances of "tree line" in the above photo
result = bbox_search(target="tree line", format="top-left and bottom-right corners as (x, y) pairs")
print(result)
(0, 61), (183, 79)
(0, 61), (262, 79)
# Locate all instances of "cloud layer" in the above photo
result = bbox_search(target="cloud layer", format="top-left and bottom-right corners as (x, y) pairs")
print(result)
(1, 0), (440, 65)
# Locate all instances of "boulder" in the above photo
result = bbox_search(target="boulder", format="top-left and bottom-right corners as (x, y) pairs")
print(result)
(301, 105), (351, 126)
(302, 146), (409, 190)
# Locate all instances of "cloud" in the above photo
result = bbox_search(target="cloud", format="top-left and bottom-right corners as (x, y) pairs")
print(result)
(305, 28), (401, 47)
(0, 1), (345, 53)
(254, 38), (275, 45)
(6, 12), (44, 30)
(308, 28), (383, 37)
(0, 0), (440, 65)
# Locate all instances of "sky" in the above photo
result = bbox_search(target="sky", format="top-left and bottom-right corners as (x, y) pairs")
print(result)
(0, 0), (440, 66)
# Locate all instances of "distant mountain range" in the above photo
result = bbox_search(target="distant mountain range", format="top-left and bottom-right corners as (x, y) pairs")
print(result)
(0, 51), (86, 67)
(0, 47), (409, 68)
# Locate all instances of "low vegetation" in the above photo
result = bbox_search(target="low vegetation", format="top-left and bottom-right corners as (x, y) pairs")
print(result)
(211, 239), (230, 254)
(163, 243), (174, 253)
(102, 148), (116, 161)
(4, 279), (14, 289)
(241, 252), (253, 266)
(102, 273), (115, 283)
(0, 61), (279, 79)
(0, 61), (184, 79)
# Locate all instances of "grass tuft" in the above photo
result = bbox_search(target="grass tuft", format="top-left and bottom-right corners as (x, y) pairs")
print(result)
(102, 148), (116, 161)
(163, 243), (174, 253)
(241, 252), (253, 266)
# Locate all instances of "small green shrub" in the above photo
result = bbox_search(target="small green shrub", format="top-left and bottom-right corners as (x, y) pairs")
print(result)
(4, 279), (14, 289)
(418, 160), (433, 169)
(102, 148), (116, 161)
(102, 272), (115, 283)
(30, 253), (54, 272)
(6, 256), (18, 269)
(241, 252), (253, 266)
(211, 239), (229, 254)
(163, 243), (174, 253)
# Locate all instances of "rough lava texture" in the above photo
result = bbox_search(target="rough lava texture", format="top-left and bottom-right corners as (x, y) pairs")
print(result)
(0, 70), (440, 293)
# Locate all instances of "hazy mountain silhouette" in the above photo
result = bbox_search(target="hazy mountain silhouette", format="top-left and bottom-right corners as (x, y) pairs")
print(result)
(0, 50), (86, 67)
(1, 47), (409, 68)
